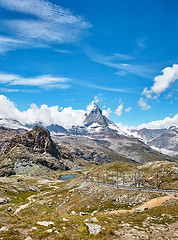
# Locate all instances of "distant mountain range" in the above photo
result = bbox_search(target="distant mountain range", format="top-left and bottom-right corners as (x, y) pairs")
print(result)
(129, 126), (178, 156)
(0, 103), (177, 163)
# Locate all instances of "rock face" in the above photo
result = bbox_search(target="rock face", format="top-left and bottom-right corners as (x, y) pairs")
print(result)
(131, 128), (167, 143)
(0, 127), (23, 158)
(4, 126), (60, 159)
(84, 102), (112, 127)
(148, 126), (178, 152)
(0, 126), (76, 177)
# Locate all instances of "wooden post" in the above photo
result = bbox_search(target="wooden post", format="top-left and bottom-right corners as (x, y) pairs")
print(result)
(117, 171), (118, 188)
(157, 169), (159, 189)
(112, 172), (113, 185)
(98, 173), (99, 185)
(138, 171), (140, 188)
(106, 172), (108, 183)
(122, 172), (125, 187)
(134, 171), (137, 188)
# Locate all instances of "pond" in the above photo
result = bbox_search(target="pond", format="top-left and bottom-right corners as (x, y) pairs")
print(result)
(59, 174), (75, 181)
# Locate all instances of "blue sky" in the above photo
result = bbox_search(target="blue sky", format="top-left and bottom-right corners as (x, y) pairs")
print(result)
(0, 0), (177, 128)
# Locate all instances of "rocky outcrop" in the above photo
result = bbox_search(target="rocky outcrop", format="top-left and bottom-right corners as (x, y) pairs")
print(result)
(4, 126), (60, 158)
(0, 126), (76, 176)
(0, 127), (25, 158)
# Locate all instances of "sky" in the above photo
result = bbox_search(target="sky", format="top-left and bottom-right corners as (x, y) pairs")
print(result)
(0, 0), (177, 129)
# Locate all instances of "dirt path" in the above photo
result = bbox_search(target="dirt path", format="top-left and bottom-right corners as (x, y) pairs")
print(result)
(133, 194), (177, 211)
(106, 194), (177, 215)
(14, 184), (61, 215)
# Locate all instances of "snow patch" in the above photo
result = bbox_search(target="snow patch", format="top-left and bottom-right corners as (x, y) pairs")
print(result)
(150, 146), (178, 156)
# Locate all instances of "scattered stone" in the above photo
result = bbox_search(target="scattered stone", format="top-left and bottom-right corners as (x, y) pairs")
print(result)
(62, 218), (69, 221)
(62, 227), (67, 230)
(80, 212), (88, 216)
(37, 221), (55, 227)
(71, 210), (77, 216)
(91, 210), (98, 215)
(31, 227), (37, 230)
(0, 226), (9, 231)
(25, 237), (33, 240)
(29, 186), (41, 192)
(0, 197), (11, 204)
(7, 207), (12, 212)
(85, 223), (101, 235)
(84, 217), (99, 222)
(133, 208), (144, 213)
(46, 229), (53, 233)
(54, 230), (59, 234)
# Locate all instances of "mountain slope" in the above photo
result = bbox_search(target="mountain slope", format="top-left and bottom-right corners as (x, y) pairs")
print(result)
(130, 128), (167, 142)
(148, 126), (178, 153)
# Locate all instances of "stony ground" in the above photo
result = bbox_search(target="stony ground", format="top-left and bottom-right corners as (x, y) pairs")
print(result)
(0, 163), (177, 240)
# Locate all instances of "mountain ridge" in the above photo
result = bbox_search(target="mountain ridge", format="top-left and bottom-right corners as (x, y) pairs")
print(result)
(0, 103), (177, 160)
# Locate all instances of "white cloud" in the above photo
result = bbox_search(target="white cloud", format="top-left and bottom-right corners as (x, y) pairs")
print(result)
(137, 98), (151, 110)
(94, 93), (102, 103)
(0, 35), (26, 53)
(0, 73), (19, 83)
(83, 82), (131, 93)
(137, 38), (147, 49)
(125, 107), (131, 113)
(86, 101), (96, 114)
(115, 104), (123, 117)
(0, 95), (86, 129)
(102, 108), (112, 118)
(134, 114), (178, 130)
(0, 0), (87, 25)
(0, 0), (91, 52)
(0, 73), (71, 89)
(142, 64), (178, 98)
(85, 46), (152, 78)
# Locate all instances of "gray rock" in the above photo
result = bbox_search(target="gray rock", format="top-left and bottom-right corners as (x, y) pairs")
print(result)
(28, 186), (41, 192)
(84, 217), (99, 222)
(80, 212), (88, 216)
(7, 207), (12, 212)
(71, 210), (78, 216)
(37, 221), (55, 227)
(85, 223), (101, 235)
(0, 226), (9, 231)
(0, 197), (11, 204)
(25, 237), (33, 240)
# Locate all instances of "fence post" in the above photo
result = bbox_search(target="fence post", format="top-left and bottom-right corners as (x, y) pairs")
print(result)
(134, 171), (137, 188)
(106, 172), (108, 183)
(122, 172), (125, 187)
(98, 173), (99, 185)
(138, 171), (140, 188)
(117, 171), (118, 188)
(157, 169), (159, 189)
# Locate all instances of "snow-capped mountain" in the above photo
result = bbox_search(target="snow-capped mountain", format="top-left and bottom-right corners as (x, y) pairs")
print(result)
(125, 126), (178, 156)
(68, 102), (126, 137)
(148, 126), (178, 154)
(0, 118), (29, 130)
(0, 103), (177, 161)
(129, 128), (167, 143)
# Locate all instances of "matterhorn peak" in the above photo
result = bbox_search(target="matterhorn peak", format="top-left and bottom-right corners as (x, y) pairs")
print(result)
(85, 101), (111, 127)
(86, 101), (100, 114)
